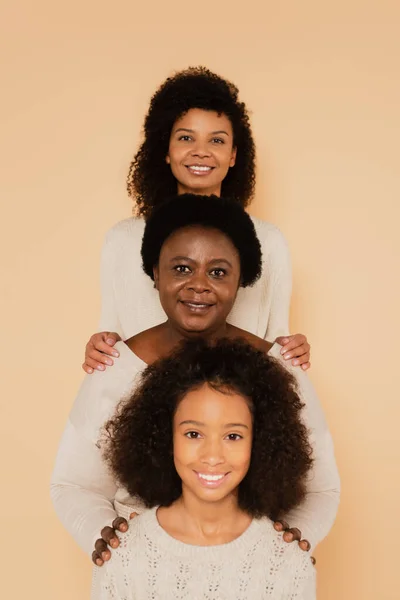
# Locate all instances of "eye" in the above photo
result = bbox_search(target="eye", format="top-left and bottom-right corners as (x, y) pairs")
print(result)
(225, 433), (243, 441)
(178, 135), (192, 142)
(174, 265), (191, 274)
(210, 268), (226, 278)
(211, 137), (224, 144)
(185, 431), (201, 439)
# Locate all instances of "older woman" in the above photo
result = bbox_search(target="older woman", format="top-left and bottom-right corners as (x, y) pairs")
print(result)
(51, 195), (339, 598)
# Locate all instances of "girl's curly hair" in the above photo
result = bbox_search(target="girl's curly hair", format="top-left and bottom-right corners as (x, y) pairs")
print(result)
(141, 194), (262, 288)
(127, 66), (256, 218)
(102, 338), (313, 520)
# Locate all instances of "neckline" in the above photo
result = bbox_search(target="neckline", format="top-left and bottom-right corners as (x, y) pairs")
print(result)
(139, 507), (266, 559)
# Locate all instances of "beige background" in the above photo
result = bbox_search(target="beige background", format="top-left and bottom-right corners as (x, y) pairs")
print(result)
(1, 1), (399, 598)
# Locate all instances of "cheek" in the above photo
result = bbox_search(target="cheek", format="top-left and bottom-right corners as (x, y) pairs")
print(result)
(173, 437), (199, 470)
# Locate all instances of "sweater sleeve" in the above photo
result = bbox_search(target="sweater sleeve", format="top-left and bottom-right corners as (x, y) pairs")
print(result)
(50, 419), (119, 557)
(283, 366), (340, 549)
(260, 224), (292, 341)
(98, 227), (124, 336)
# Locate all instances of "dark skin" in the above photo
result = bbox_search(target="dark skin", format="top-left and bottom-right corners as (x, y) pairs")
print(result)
(92, 226), (312, 566)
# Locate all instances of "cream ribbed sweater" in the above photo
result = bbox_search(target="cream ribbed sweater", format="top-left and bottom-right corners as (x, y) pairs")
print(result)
(100, 507), (316, 600)
(98, 216), (292, 340)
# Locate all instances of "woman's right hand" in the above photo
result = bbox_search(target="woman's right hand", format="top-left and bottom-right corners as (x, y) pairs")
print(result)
(92, 513), (138, 566)
(82, 332), (121, 374)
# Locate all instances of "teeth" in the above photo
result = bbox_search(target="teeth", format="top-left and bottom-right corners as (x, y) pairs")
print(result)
(187, 303), (208, 308)
(188, 166), (212, 172)
(198, 473), (225, 481)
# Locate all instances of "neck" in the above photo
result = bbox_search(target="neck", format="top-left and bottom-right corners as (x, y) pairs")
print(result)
(173, 485), (246, 537)
(162, 320), (232, 350)
(177, 183), (222, 197)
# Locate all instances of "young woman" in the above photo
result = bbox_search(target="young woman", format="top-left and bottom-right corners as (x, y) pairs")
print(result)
(51, 194), (339, 597)
(99, 337), (316, 599)
(82, 66), (311, 375)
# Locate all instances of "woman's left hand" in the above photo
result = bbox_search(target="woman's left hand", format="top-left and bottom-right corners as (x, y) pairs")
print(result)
(273, 520), (311, 553)
(275, 334), (311, 371)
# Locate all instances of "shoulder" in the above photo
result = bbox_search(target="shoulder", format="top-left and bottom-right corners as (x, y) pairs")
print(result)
(249, 215), (289, 251)
(229, 326), (273, 354)
(102, 217), (145, 252)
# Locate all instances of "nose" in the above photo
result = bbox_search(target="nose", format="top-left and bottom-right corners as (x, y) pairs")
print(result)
(190, 139), (211, 158)
(187, 271), (211, 294)
(200, 437), (225, 467)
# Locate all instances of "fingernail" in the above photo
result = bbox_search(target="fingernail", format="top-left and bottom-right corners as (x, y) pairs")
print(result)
(96, 559), (103, 566)
(97, 365), (105, 371)
(284, 353), (292, 360)
(286, 533), (293, 541)
(112, 351), (119, 357)
(293, 359), (299, 366)
(110, 538), (118, 547)
(106, 338), (115, 345)
(105, 359), (113, 366)
(88, 368), (93, 373)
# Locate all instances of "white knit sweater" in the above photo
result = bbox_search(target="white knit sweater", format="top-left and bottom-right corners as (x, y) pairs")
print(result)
(99, 507), (316, 600)
(98, 216), (292, 340)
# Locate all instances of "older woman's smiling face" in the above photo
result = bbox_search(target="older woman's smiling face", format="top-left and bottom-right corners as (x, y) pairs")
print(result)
(153, 225), (241, 339)
(166, 109), (237, 197)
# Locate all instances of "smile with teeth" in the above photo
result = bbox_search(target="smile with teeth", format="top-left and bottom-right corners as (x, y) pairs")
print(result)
(186, 165), (214, 175)
(181, 301), (214, 312)
(195, 471), (229, 487)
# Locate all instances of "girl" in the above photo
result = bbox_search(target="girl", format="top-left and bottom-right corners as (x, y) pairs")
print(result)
(51, 195), (339, 590)
(100, 337), (316, 599)
(82, 66), (310, 374)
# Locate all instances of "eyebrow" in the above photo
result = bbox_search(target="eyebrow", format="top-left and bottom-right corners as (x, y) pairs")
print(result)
(169, 256), (234, 268)
(179, 420), (249, 430)
(173, 128), (230, 136)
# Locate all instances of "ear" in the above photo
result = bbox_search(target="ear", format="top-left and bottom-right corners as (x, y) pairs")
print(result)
(165, 154), (171, 165)
(153, 265), (160, 289)
(229, 146), (237, 168)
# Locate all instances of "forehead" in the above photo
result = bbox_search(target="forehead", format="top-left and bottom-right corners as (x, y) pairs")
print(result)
(172, 108), (233, 133)
(175, 383), (252, 425)
(160, 226), (240, 262)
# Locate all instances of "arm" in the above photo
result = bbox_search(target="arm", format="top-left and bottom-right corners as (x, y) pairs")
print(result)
(263, 226), (292, 342)
(283, 366), (340, 549)
(50, 419), (118, 557)
(98, 227), (124, 336)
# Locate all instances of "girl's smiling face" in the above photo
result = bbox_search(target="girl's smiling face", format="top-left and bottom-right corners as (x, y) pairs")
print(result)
(166, 108), (237, 197)
(173, 383), (253, 504)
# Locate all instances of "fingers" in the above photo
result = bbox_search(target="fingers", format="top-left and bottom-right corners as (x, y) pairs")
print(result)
(94, 538), (111, 563)
(283, 527), (302, 543)
(92, 549), (104, 566)
(311, 556), (316, 565)
(101, 525), (120, 549)
(301, 361), (311, 371)
(112, 517), (129, 533)
(276, 522), (311, 553)
(84, 333), (121, 373)
(129, 512), (138, 520)
(273, 520), (289, 532)
(279, 334), (310, 366)
(299, 539), (311, 552)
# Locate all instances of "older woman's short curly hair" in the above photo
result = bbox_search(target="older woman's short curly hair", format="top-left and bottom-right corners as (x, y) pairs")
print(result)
(127, 66), (256, 218)
(102, 338), (313, 520)
(140, 193), (262, 288)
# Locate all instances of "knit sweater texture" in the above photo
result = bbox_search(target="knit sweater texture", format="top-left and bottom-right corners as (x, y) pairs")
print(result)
(99, 507), (316, 600)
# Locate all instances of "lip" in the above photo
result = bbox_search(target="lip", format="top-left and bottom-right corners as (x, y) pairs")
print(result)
(179, 300), (215, 313)
(185, 165), (215, 176)
(194, 470), (230, 488)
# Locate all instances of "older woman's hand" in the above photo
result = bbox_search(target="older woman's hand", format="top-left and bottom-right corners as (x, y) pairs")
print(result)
(275, 334), (311, 371)
(273, 520), (312, 554)
(82, 331), (122, 374)
(92, 513), (138, 566)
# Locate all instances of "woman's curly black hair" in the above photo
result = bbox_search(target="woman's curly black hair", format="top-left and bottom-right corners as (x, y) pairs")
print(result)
(127, 66), (256, 218)
(102, 338), (313, 521)
(141, 193), (262, 288)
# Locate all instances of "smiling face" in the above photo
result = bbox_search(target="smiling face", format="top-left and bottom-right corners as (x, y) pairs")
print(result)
(173, 383), (253, 504)
(153, 225), (241, 338)
(166, 108), (237, 197)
